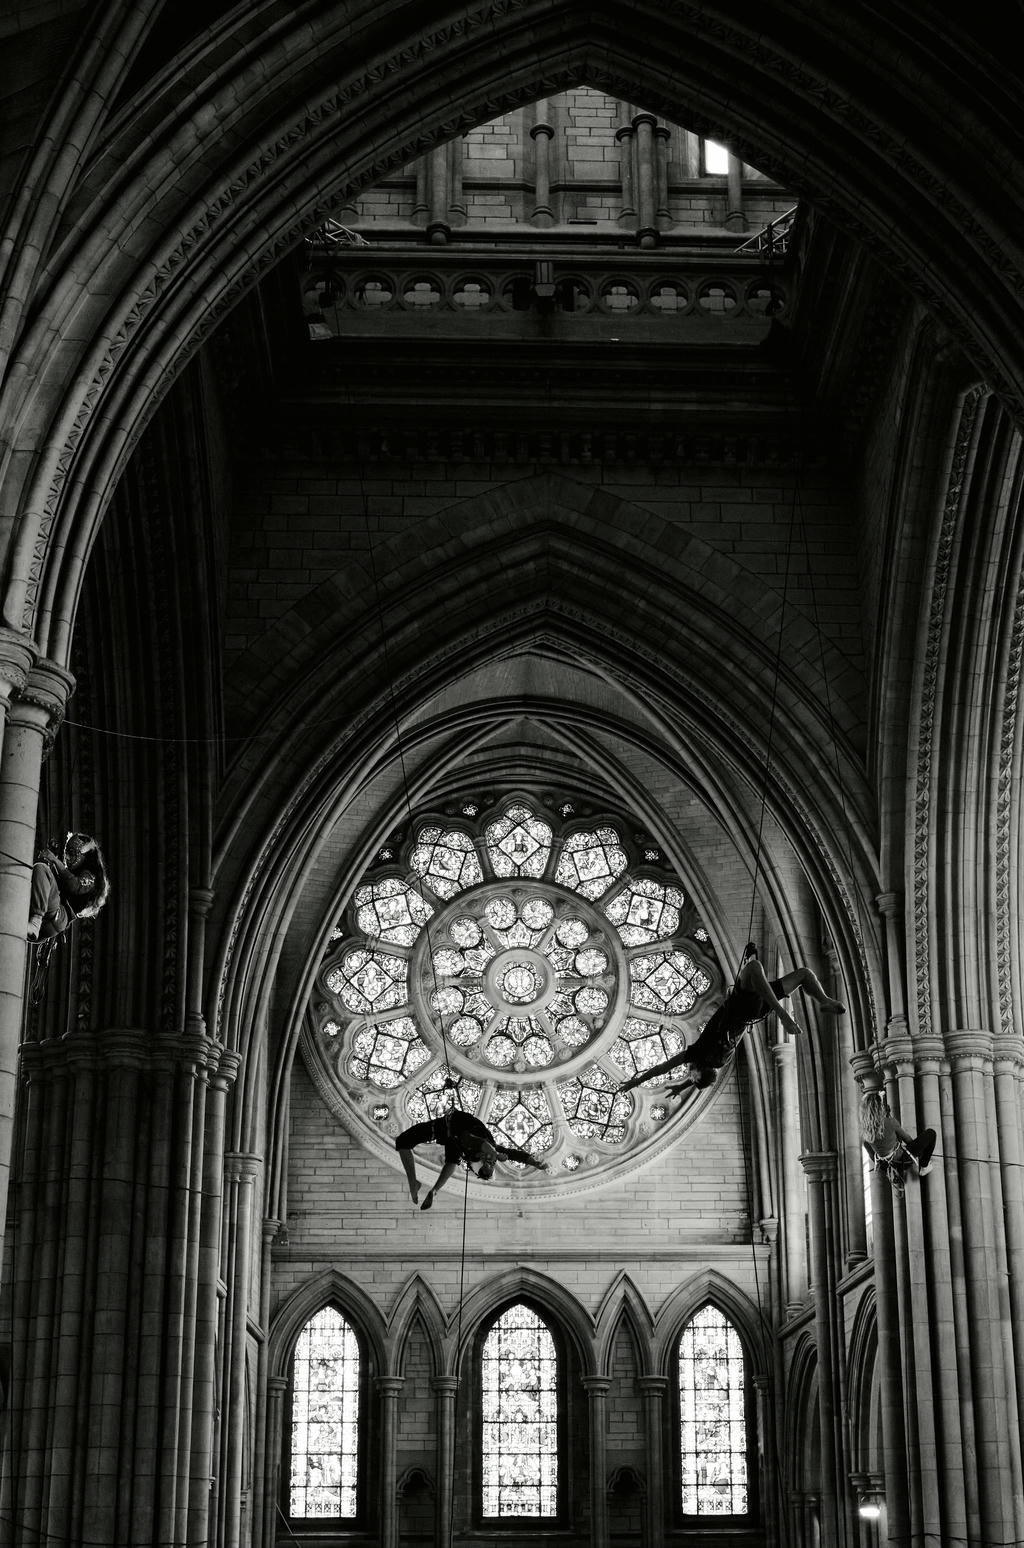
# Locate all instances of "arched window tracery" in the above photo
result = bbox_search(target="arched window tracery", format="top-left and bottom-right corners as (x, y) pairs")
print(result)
(288, 1305), (363, 1522)
(480, 1301), (560, 1520)
(677, 1303), (753, 1519)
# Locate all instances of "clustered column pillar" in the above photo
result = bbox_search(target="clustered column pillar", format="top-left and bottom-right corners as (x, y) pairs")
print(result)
(3, 1027), (237, 1548)
(946, 1029), (1024, 1547)
(0, 642), (72, 1252)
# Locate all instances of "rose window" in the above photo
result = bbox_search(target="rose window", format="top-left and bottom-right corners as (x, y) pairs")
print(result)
(307, 798), (721, 1183)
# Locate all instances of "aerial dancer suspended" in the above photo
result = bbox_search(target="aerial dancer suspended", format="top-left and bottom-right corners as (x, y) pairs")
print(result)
(619, 941), (845, 1095)
(859, 1090), (935, 1197)
(27, 833), (110, 942)
(396, 1109), (549, 1210)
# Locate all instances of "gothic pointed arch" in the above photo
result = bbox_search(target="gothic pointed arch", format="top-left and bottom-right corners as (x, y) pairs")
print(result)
(444, 1267), (594, 1375)
(651, 1270), (766, 1378)
(593, 1271), (655, 1377)
(5, 2), (1024, 655)
(267, 1269), (387, 1380)
(388, 1274), (447, 1379)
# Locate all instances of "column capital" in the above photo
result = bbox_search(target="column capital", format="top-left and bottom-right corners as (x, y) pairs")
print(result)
(581, 1375), (612, 1396)
(800, 1150), (837, 1182)
(224, 1151), (262, 1182)
(654, 123), (671, 142)
(614, 124), (635, 142)
(375, 1376), (405, 1397)
(189, 886), (216, 918)
(993, 1032), (1024, 1070)
(431, 1376), (459, 1396)
(945, 1028), (995, 1065)
(636, 1375), (668, 1396)
(874, 890), (903, 919)
(529, 122), (554, 140)
(631, 112), (658, 131)
(16, 657), (76, 750)
(0, 627), (37, 702)
(267, 1376), (289, 1394)
(848, 1050), (878, 1086)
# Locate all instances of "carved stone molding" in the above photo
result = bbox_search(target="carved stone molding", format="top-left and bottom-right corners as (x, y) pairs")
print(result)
(911, 388), (983, 1040)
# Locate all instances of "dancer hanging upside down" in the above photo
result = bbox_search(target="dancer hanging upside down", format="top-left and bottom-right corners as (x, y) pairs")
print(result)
(859, 1091), (935, 1197)
(396, 1109), (549, 1210)
(619, 941), (845, 1096)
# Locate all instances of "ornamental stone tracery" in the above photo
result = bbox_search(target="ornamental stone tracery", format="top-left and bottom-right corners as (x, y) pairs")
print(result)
(306, 796), (724, 1183)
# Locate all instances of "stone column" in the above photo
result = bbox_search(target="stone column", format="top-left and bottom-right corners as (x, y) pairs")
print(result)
(632, 113), (658, 247)
(448, 137), (466, 227)
(191, 1048), (239, 1542)
(772, 1038), (806, 1311)
(412, 157), (429, 226)
(993, 1035), (1024, 1476)
(376, 1376), (404, 1548)
(432, 1374), (459, 1543)
(221, 1151), (262, 1548)
(427, 144), (450, 245)
(530, 100), (555, 227)
(852, 1055), (912, 1548)
(637, 1375), (667, 1548)
(947, 1029), (1024, 1547)
(582, 1375), (611, 1548)
(828, 938), (867, 1266)
(725, 150), (745, 231)
(4, 1028), (234, 1548)
(0, 647), (72, 1260)
(263, 1377), (288, 1547)
(615, 122), (636, 227)
(654, 125), (671, 229)
(801, 1152), (842, 1547)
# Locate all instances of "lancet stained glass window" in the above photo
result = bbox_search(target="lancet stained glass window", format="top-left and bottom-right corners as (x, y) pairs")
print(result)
(481, 1304), (558, 1517)
(678, 1304), (748, 1515)
(290, 1307), (360, 1519)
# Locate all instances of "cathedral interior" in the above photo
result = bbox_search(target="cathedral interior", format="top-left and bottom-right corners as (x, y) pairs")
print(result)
(1, 5), (1022, 1546)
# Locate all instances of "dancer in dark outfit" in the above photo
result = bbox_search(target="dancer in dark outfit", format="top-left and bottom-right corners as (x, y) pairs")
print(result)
(27, 832), (110, 942)
(620, 942), (845, 1095)
(859, 1091), (935, 1197)
(396, 1109), (548, 1209)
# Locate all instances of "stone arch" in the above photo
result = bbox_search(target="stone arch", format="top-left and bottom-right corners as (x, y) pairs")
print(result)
(4, 4), (1023, 651)
(442, 1266), (595, 1377)
(593, 1271), (655, 1378)
(387, 1274), (447, 1381)
(846, 1288), (881, 1477)
(783, 1331), (821, 1495)
(651, 1270), (767, 1381)
(267, 1268), (388, 1381)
